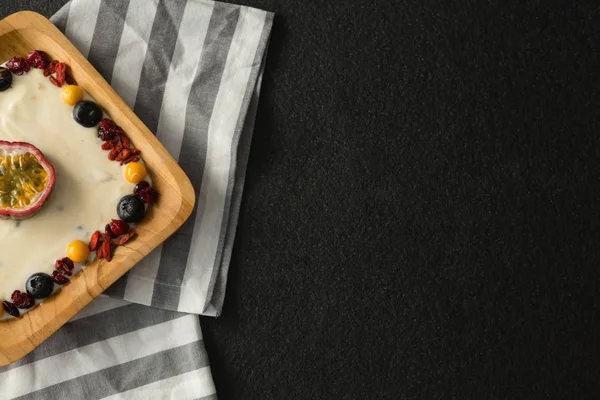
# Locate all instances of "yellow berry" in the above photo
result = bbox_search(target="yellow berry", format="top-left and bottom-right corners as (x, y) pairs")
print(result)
(124, 162), (147, 184)
(67, 240), (90, 263)
(61, 85), (83, 106)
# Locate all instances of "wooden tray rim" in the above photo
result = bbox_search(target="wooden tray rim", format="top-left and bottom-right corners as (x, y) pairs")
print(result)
(0, 11), (195, 367)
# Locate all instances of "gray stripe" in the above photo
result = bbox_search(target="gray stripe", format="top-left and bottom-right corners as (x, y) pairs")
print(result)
(151, 2), (241, 310)
(132, 0), (186, 133)
(49, 2), (71, 32)
(0, 304), (184, 372)
(101, 0), (185, 301)
(211, 74), (263, 315)
(17, 341), (209, 400)
(87, 0), (131, 82)
(206, 12), (274, 313)
(104, 271), (128, 298)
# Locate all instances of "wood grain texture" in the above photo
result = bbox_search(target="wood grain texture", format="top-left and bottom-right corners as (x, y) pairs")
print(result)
(0, 11), (195, 366)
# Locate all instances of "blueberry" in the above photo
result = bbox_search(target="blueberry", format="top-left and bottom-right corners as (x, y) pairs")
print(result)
(117, 195), (145, 223)
(26, 273), (54, 299)
(73, 100), (103, 127)
(0, 67), (12, 92)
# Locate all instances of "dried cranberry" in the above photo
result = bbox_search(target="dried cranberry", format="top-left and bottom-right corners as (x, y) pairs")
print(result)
(121, 136), (131, 149)
(121, 156), (140, 165)
(6, 57), (30, 76)
(109, 219), (129, 236)
(136, 186), (158, 205)
(96, 245), (104, 259)
(26, 50), (48, 69)
(44, 60), (58, 77)
(114, 230), (136, 245)
(103, 224), (116, 238)
(63, 257), (74, 270)
(49, 76), (61, 87)
(11, 290), (35, 309)
(102, 240), (114, 262)
(2, 301), (20, 317)
(98, 118), (124, 141)
(55, 62), (66, 86)
(100, 232), (112, 243)
(89, 230), (101, 251)
(133, 181), (150, 195)
(56, 257), (74, 274)
(51, 270), (69, 285)
(138, 187), (158, 204)
(55, 266), (73, 277)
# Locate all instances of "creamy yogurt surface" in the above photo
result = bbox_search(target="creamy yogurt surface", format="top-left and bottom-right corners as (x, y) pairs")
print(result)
(0, 68), (132, 301)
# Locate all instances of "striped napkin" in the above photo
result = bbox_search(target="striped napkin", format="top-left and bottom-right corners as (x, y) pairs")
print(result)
(61, 0), (273, 317)
(0, 0), (272, 398)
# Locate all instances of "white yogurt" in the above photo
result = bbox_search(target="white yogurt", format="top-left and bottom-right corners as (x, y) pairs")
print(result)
(0, 68), (133, 302)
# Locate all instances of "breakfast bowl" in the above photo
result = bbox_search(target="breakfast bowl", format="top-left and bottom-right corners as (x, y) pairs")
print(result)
(0, 11), (194, 366)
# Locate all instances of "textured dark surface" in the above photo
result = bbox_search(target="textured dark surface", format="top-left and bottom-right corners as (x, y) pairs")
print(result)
(4, 1), (600, 399)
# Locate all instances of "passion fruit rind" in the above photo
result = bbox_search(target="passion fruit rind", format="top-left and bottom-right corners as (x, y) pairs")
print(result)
(0, 141), (56, 220)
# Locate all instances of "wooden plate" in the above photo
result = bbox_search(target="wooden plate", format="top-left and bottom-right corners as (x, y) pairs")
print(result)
(0, 11), (195, 366)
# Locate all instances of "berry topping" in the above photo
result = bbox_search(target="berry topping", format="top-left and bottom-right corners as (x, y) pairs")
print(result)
(135, 186), (158, 205)
(73, 100), (103, 127)
(121, 136), (131, 149)
(11, 290), (35, 309)
(0, 141), (56, 219)
(108, 219), (129, 236)
(98, 118), (124, 141)
(26, 50), (48, 69)
(121, 155), (140, 166)
(105, 223), (116, 238)
(89, 230), (101, 251)
(6, 57), (30, 75)
(61, 85), (83, 106)
(114, 230), (136, 245)
(67, 240), (90, 263)
(51, 270), (69, 285)
(124, 162), (147, 184)
(43, 60), (58, 77)
(48, 62), (67, 87)
(102, 240), (113, 262)
(55, 257), (75, 275)
(0, 67), (12, 92)
(117, 195), (145, 223)
(26, 273), (54, 299)
(133, 181), (150, 195)
(2, 301), (20, 318)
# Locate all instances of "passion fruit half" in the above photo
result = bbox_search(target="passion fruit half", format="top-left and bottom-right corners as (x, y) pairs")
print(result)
(0, 141), (55, 219)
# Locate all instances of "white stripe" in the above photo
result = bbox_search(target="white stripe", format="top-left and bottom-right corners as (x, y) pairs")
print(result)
(64, 0), (103, 58)
(124, 0), (215, 305)
(99, 366), (216, 400)
(156, 0), (214, 161)
(0, 315), (201, 398)
(123, 247), (162, 305)
(178, 7), (267, 311)
(69, 295), (130, 322)
(110, 0), (160, 108)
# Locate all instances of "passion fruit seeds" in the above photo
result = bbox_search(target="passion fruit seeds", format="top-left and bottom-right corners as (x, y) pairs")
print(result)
(0, 141), (55, 219)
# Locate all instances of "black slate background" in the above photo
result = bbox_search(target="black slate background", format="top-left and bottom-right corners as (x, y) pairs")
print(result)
(4, 1), (600, 399)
